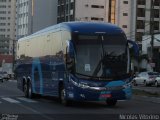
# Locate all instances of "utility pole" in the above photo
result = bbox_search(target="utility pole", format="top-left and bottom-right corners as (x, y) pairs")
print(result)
(150, 0), (154, 61)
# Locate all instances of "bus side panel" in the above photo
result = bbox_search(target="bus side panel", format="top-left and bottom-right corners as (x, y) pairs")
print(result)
(16, 27), (71, 97)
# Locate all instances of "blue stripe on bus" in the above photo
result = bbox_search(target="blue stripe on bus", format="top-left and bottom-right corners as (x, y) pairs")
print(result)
(32, 58), (43, 94)
(106, 80), (124, 86)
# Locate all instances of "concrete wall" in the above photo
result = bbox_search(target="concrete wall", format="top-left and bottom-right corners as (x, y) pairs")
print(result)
(115, 0), (137, 40)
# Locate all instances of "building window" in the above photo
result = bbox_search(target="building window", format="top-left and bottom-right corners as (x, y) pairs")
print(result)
(154, 0), (160, 6)
(137, 20), (145, 29)
(85, 17), (88, 20)
(70, 2), (74, 9)
(0, 11), (6, 14)
(123, 1), (128, 4)
(91, 5), (104, 9)
(0, 5), (6, 8)
(70, 15), (74, 21)
(0, 29), (6, 32)
(136, 32), (143, 41)
(123, 13), (128, 16)
(58, 0), (60, 5)
(0, 0), (6, 2)
(0, 35), (5, 38)
(122, 25), (127, 28)
(91, 17), (99, 20)
(0, 23), (6, 26)
(85, 4), (89, 7)
(154, 21), (159, 30)
(0, 17), (6, 20)
(137, 8), (145, 17)
(154, 9), (159, 18)
(137, 0), (146, 5)
(91, 17), (104, 21)
(108, 0), (116, 24)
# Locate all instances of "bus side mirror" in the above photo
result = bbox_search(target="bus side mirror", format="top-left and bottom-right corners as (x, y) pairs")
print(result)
(127, 40), (139, 58)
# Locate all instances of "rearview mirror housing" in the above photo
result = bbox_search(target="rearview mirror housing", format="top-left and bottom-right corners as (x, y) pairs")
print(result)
(68, 41), (75, 58)
(127, 40), (139, 58)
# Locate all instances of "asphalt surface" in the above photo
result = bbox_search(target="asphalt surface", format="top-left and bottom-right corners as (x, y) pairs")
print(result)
(0, 80), (160, 120)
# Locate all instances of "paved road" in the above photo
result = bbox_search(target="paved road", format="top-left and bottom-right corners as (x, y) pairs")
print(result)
(0, 80), (160, 120)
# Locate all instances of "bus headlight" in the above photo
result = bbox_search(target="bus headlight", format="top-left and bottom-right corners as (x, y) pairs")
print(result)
(70, 78), (91, 89)
(78, 82), (90, 89)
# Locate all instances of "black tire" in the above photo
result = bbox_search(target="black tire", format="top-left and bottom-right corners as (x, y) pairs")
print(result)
(144, 81), (147, 86)
(133, 80), (137, 86)
(106, 99), (117, 106)
(24, 82), (28, 98)
(59, 85), (71, 106)
(24, 81), (34, 98)
(155, 81), (159, 87)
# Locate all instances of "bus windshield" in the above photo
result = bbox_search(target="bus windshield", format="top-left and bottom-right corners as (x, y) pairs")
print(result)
(73, 34), (128, 80)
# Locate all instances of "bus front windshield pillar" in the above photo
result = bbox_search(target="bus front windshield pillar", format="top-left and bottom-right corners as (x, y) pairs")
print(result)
(66, 42), (75, 73)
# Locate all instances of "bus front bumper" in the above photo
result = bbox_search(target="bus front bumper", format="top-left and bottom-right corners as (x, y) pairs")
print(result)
(66, 83), (132, 101)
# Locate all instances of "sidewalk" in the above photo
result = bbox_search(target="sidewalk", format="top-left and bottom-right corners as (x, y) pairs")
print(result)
(133, 86), (160, 104)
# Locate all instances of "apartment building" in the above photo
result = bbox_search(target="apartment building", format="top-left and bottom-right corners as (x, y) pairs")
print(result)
(136, 0), (160, 42)
(57, 0), (137, 41)
(57, 0), (111, 23)
(116, 0), (160, 42)
(57, 0), (160, 43)
(16, 0), (58, 39)
(0, 0), (16, 55)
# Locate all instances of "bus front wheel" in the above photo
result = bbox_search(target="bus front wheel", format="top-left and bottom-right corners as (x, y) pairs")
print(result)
(60, 86), (71, 106)
(106, 99), (117, 106)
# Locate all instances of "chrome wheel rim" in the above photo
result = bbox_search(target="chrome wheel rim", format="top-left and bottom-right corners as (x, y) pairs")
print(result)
(61, 89), (66, 104)
(28, 84), (32, 98)
(24, 84), (28, 97)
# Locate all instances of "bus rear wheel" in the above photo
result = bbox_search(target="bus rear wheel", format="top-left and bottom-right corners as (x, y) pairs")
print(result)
(106, 99), (117, 106)
(24, 81), (34, 98)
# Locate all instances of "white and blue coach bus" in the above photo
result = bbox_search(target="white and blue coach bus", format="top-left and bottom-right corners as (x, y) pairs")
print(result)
(15, 22), (138, 106)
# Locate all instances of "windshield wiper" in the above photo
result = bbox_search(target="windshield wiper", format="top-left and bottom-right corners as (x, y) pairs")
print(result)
(92, 52), (116, 77)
